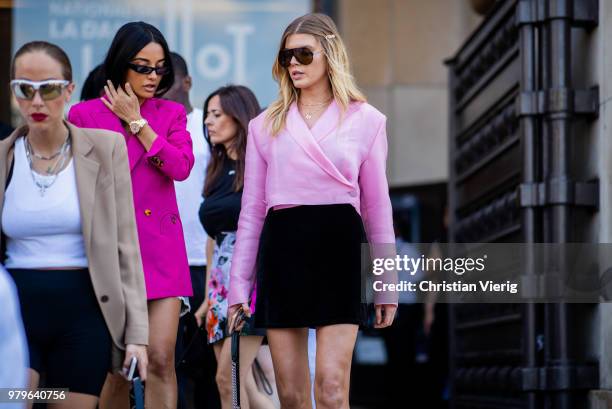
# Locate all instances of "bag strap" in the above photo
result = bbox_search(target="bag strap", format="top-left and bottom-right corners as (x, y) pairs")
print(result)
(231, 330), (241, 409)
(252, 358), (274, 395)
(6, 151), (14, 190)
(4, 143), (14, 190)
(175, 319), (206, 370)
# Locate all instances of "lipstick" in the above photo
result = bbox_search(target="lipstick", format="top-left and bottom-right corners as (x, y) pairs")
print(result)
(31, 113), (48, 122)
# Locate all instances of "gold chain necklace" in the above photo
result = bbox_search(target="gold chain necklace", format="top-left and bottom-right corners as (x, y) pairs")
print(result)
(299, 98), (332, 120)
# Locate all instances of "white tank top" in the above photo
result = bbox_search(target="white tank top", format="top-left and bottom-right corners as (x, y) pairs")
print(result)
(2, 137), (88, 269)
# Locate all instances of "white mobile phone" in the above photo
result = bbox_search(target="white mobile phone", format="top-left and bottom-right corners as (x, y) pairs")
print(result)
(126, 356), (138, 381)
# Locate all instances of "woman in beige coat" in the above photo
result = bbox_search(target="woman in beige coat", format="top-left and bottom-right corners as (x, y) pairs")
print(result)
(1, 41), (148, 409)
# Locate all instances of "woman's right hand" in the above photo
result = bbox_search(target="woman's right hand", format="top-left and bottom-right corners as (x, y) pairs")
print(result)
(194, 298), (210, 328)
(227, 302), (251, 334)
(123, 344), (148, 381)
(101, 80), (141, 124)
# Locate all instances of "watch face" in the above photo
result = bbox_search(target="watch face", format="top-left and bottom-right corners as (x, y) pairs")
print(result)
(130, 119), (146, 134)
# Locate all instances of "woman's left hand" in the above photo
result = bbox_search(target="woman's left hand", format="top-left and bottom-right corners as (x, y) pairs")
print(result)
(374, 304), (397, 328)
(101, 80), (141, 123)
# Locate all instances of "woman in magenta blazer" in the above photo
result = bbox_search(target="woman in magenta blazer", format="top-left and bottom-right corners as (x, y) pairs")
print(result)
(227, 13), (398, 408)
(68, 22), (193, 409)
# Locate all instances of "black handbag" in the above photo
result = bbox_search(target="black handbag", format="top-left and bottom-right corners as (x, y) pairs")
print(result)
(175, 312), (208, 377)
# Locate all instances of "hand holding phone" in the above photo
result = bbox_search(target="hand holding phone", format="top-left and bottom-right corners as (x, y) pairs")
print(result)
(123, 356), (138, 381)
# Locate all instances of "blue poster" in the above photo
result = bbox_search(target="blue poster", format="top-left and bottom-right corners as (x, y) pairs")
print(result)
(13, 0), (311, 108)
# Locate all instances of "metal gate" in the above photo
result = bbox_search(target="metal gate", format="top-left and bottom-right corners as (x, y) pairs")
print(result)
(447, 1), (600, 408)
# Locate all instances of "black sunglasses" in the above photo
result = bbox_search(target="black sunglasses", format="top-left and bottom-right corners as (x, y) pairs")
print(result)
(127, 62), (170, 76)
(278, 47), (323, 68)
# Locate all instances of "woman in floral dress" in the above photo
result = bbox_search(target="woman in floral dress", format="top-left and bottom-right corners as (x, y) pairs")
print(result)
(195, 85), (273, 409)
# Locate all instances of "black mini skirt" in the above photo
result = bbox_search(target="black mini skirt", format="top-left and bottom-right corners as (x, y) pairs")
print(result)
(254, 204), (368, 328)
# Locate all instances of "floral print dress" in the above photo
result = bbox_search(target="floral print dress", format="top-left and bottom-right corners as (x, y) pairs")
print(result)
(199, 158), (264, 344)
(205, 231), (261, 344)
(206, 231), (233, 344)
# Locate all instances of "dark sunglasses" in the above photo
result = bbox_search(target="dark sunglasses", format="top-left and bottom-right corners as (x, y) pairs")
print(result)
(278, 47), (323, 68)
(127, 62), (170, 76)
(10, 79), (70, 101)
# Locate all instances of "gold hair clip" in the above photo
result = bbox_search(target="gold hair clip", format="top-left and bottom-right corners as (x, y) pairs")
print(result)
(325, 34), (336, 40)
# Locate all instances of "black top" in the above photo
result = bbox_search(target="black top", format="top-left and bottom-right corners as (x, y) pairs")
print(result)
(199, 159), (242, 239)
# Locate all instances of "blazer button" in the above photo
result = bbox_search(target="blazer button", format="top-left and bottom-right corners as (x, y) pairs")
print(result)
(144, 209), (152, 216)
(348, 190), (358, 197)
(149, 156), (164, 167)
(171, 216), (177, 224)
(100, 295), (109, 303)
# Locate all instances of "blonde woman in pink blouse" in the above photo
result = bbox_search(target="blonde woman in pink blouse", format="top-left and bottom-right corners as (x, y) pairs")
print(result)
(227, 13), (398, 409)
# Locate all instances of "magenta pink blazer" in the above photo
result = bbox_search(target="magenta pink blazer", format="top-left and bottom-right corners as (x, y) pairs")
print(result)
(227, 100), (397, 308)
(68, 98), (194, 300)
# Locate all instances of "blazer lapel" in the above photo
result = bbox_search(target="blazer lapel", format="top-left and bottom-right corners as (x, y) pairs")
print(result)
(285, 102), (353, 187)
(91, 104), (145, 172)
(310, 99), (341, 142)
(0, 127), (24, 248)
(69, 122), (99, 258)
(141, 98), (159, 129)
(92, 110), (124, 135)
(0, 127), (23, 194)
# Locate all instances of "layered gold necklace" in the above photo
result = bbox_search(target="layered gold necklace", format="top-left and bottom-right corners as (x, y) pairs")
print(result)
(299, 97), (332, 120)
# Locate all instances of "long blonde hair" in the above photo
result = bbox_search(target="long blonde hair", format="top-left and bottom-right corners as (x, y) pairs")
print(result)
(266, 13), (366, 136)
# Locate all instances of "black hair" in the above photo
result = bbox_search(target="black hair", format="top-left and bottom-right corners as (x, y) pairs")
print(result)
(12, 41), (72, 81)
(170, 52), (188, 77)
(103, 21), (174, 96)
(80, 63), (105, 101)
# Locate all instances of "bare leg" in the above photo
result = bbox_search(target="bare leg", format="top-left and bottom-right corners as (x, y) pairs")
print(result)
(26, 369), (40, 409)
(48, 393), (98, 409)
(267, 328), (312, 409)
(214, 335), (266, 409)
(246, 365), (276, 409)
(254, 345), (280, 407)
(313, 324), (358, 409)
(98, 373), (130, 409)
(213, 341), (234, 409)
(146, 298), (181, 409)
